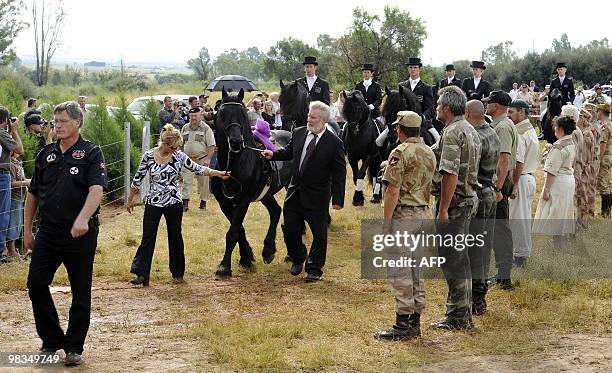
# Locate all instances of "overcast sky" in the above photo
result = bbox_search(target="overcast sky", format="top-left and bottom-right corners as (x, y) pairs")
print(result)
(14, 0), (612, 66)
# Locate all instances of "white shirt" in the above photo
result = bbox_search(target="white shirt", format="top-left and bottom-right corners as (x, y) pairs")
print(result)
(558, 76), (565, 85)
(299, 129), (325, 169)
(362, 79), (372, 91)
(509, 89), (520, 100)
(447, 76), (455, 85)
(473, 77), (481, 89)
(409, 78), (420, 91)
(306, 75), (317, 91)
(515, 119), (540, 174)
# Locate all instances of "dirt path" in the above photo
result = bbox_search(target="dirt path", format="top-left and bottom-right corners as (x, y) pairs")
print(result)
(1, 278), (610, 372)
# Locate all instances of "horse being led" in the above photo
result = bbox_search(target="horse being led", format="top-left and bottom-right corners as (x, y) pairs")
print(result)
(342, 90), (383, 205)
(541, 88), (563, 144)
(210, 88), (292, 279)
(379, 85), (422, 160)
(278, 79), (341, 135)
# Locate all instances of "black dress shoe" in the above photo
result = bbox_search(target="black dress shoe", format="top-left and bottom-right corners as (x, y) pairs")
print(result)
(305, 273), (321, 282)
(130, 275), (149, 286)
(290, 263), (303, 276)
(199, 200), (207, 210)
(430, 317), (474, 331)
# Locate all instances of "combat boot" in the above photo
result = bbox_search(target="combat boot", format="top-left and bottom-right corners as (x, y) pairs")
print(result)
(602, 194), (611, 218)
(374, 313), (420, 340)
(182, 199), (189, 212)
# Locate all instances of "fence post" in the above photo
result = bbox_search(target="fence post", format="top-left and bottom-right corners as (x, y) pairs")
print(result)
(124, 121), (131, 205)
(140, 121), (151, 200)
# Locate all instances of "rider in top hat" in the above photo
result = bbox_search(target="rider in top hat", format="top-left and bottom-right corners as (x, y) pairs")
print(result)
(437, 64), (462, 90)
(399, 57), (435, 121)
(549, 62), (575, 105)
(355, 63), (383, 118)
(461, 61), (491, 101)
(296, 56), (331, 105)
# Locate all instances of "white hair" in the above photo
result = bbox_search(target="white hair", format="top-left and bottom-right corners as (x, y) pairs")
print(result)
(308, 101), (330, 122)
(561, 105), (580, 123)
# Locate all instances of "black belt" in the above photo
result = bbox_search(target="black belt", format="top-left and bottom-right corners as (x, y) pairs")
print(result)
(396, 205), (428, 210)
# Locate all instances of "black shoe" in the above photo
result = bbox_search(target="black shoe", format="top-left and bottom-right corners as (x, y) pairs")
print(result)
(305, 273), (321, 282)
(130, 275), (149, 286)
(375, 313), (420, 340)
(64, 352), (82, 366)
(370, 194), (381, 204)
(182, 199), (189, 212)
(290, 263), (303, 276)
(513, 256), (527, 268)
(430, 317), (474, 331)
(172, 277), (185, 284)
(199, 200), (207, 210)
(472, 297), (487, 316)
(496, 278), (514, 290)
(40, 346), (60, 353)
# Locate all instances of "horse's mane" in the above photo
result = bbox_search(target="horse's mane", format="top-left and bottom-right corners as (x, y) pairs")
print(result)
(548, 88), (563, 117)
(342, 90), (370, 125)
(279, 80), (309, 126)
(381, 86), (422, 125)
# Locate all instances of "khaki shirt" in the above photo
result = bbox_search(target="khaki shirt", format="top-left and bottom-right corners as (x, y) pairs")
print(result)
(491, 113), (518, 173)
(544, 135), (575, 176)
(432, 115), (481, 204)
(383, 137), (436, 207)
(515, 119), (540, 174)
(602, 121), (612, 162)
(181, 121), (215, 160)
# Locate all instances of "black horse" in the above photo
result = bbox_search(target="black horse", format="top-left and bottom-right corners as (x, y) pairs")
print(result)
(341, 90), (383, 205)
(278, 79), (341, 135)
(541, 88), (563, 144)
(379, 85), (422, 160)
(210, 88), (292, 279)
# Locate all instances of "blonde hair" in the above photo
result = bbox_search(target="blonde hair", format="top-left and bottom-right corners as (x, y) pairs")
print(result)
(159, 124), (183, 149)
(264, 100), (274, 113)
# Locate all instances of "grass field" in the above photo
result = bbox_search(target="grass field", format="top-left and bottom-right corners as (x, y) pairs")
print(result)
(0, 161), (611, 372)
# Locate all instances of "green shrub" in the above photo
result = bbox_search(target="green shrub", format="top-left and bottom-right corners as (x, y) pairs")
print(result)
(0, 78), (24, 114)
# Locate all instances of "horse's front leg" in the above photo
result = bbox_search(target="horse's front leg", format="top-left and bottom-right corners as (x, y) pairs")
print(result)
(349, 156), (365, 206)
(260, 196), (282, 264)
(215, 200), (249, 280)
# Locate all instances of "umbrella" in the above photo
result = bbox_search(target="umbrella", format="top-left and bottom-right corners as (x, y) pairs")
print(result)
(205, 75), (258, 92)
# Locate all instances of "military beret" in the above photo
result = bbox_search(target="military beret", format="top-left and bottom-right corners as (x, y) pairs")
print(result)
(597, 102), (611, 114)
(393, 111), (422, 128)
(188, 107), (201, 114)
(509, 99), (530, 110)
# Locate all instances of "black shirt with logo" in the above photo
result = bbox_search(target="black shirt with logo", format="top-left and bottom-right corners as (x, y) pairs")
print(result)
(29, 136), (108, 229)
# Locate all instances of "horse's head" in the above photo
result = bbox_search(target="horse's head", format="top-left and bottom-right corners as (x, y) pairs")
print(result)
(381, 85), (422, 126)
(548, 88), (563, 116)
(216, 88), (253, 153)
(221, 86), (245, 104)
(279, 79), (309, 127)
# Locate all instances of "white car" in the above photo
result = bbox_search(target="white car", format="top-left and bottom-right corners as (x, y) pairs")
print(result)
(127, 94), (192, 119)
(85, 104), (120, 117)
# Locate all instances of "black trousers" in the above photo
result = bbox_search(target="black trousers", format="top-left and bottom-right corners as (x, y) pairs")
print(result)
(27, 223), (99, 354)
(491, 195), (513, 280)
(283, 191), (328, 276)
(131, 203), (185, 278)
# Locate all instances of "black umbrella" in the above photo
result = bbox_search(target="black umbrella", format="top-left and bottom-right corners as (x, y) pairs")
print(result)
(205, 75), (258, 92)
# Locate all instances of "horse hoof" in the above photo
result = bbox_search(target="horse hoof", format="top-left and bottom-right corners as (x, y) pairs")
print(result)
(263, 252), (275, 264)
(370, 195), (381, 204)
(352, 199), (364, 206)
(239, 257), (256, 270)
(284, 255), (293, 263)
(215, 265), (232, 280)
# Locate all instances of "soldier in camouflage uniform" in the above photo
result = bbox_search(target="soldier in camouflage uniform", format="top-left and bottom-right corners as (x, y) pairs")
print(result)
(577, 109), (595, 228)
(375, 111), (436, 341)
(430, 86), (481, 330)
(483, 91), (518, 290)
(596, 103), (612, 217)
(465, 100), (500, 315)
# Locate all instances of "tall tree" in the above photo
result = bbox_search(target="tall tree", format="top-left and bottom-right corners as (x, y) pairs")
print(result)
(0, 0), (26, 65)
(212, 47), (266, 80)
(551, 33), (572, 53)
(31, 0), (66, 86)
(263, 37), (321, 81)
(335, 6), (427, 87)
(187, 47), (212, 81)
(481, 41), (517, 66)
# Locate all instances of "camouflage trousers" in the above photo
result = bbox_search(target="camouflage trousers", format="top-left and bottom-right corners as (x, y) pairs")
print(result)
(387, 206), (431, 316)
(433, 200), (474, 321)
(575, 175), (590, 230)
(470, 187), (497, 298)
(597, 157), (611, 194)
(588, 160), (601, 216)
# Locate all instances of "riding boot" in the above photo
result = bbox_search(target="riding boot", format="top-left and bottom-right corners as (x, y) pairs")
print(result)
(182, 199), (189, 212)
(374, 313), (419, 340)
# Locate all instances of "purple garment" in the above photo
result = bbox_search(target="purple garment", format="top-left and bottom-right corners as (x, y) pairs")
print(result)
(252, 119), (276, 152)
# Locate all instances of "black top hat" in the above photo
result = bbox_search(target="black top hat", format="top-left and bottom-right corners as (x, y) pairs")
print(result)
(302, 56), (318, 65)
(470, 61), (486, 70)
(445, 64), (455, 71)
(555, 62), (567, 69)
(362, 63), (375, 71)
(482, 90), (512, 106)
(405, 57), (422, 67)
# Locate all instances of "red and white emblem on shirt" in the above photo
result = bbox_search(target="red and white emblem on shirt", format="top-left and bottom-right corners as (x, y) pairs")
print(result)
(99, 162), (106, 169)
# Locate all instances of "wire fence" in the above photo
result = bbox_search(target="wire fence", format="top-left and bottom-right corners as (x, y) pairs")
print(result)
(0, 121), (142, 259)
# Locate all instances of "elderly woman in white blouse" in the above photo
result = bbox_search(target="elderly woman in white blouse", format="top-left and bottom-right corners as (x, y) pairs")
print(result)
(126, 124), (229, 286)
(532, 115), (577, 242)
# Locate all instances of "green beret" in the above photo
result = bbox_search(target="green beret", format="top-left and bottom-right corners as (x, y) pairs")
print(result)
(509, 99), (530, 110)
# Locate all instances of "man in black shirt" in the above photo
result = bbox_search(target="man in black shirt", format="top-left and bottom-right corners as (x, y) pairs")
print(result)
(24, 101), (107, 367)
(24, 112), (55, 153)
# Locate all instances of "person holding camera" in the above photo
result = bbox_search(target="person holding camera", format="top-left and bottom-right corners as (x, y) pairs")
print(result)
(24, 112), (56, 153)
(0, 106), (25, 263)
(158, 96), (185, 131)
